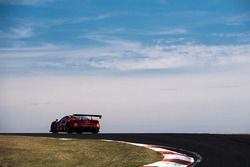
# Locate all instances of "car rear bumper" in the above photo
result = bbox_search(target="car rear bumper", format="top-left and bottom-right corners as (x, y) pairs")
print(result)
(73, 127), (99, 132)
(70, 125), (100, 132)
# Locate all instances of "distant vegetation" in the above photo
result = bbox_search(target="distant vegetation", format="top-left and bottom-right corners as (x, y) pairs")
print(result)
(0, 135), (161, 167)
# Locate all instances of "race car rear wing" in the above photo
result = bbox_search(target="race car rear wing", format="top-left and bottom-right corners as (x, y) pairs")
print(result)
(72, 114), (102, 119)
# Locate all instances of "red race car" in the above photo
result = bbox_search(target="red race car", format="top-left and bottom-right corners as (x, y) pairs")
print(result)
(50, 114), (102, 134)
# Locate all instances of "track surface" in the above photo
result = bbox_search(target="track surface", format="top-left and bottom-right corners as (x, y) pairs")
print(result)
(1, 133), (250, 167)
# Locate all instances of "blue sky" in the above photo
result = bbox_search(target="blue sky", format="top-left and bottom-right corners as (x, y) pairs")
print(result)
(0, 0), (250, 133)
(0, 0), (250, 75)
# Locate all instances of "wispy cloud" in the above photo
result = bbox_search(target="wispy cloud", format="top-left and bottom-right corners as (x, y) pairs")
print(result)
(78, 26), (188, 38)
(86, 44), (250, 71)
(146, 28), (188, 35)
(0, 27), (34, 39)
(11, 27), (33, 38)
(0, 0), (53, 5)
(212, 32), (250, 43)
(181, 12), (250, 29)
(212, 32), (250, 38)
(224, 13), (250, 25)
(46, 14), (114, 26)
(83, 34), (142, 48)
(1, 36), (250, 73)
(13, 13), (115, 29)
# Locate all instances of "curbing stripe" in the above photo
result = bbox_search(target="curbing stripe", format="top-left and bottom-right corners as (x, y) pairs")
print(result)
(162, 158), (192, 165)
(103, 140), (195, 167)
(162, 154), (194, 162)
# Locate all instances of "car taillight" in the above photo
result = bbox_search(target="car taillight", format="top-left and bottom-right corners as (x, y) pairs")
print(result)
(96, 123), (100, 128)
(73, 122), (78, 127)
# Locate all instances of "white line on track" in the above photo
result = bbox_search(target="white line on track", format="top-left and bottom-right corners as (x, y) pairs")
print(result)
(58, 138), (73, 140)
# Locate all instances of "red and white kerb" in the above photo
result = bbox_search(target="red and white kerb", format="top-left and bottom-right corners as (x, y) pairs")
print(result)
(104, 140), (194, 167)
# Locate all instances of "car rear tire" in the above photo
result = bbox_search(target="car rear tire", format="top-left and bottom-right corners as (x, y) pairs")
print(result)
(52, 130), (58, 134)
(92, 130), (99, 134)
(50, 123), (58, 133)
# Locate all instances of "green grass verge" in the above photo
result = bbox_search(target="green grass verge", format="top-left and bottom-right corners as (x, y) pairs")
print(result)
(0, 135), (162, 167)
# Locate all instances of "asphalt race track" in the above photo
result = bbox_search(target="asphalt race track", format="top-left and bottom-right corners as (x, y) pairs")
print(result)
(1, 133), (250, 167)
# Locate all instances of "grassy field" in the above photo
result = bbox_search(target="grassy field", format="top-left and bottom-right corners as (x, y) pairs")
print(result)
(0, 135), (162, 167)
